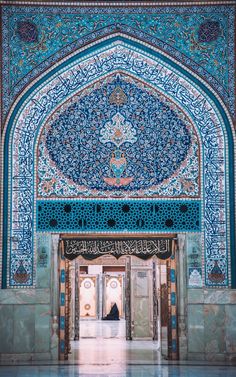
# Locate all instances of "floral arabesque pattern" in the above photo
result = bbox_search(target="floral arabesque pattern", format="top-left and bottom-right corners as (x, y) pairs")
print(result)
(37, 74), (199, 198)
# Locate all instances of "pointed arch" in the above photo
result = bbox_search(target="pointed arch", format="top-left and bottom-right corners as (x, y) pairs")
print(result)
(1, 34), (235, 288)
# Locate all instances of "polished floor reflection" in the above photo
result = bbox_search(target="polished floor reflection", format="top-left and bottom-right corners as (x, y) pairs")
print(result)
(79, 318), (127, 338)
(1, 321), (236, 376)
(0, 364), (236, 377)
(71, 319), (160, 365)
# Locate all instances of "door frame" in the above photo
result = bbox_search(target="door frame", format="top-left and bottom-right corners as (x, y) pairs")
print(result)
(58, 233), (178, 360)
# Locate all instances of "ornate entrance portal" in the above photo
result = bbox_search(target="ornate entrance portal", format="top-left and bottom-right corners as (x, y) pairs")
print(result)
(1, 2), (235, 365)
(58, 235), (178, 361)
(2, 38), (235, 292)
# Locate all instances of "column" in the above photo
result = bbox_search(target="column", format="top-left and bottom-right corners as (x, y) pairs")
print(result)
(177, 234), (187, 360)
(50, 234), (59, 360)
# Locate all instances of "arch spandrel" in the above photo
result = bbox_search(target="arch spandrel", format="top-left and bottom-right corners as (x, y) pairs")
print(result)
(1, 37), (235, 289)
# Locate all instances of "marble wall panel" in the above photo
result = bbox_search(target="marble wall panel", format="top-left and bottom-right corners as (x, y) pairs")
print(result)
(204, 305), (226, 354)
(229, 291), (236, 304)
(188, 289), (204, 304)
(225, 305), (236, 354)
(35, 305), (51, 353)
(13, 305), (35, 353)
(0, 289), (50, 304)
(188, 289), (236, 304)
(0, 305), (14, 353)
(0, 352), (52, 362)
(187, 304), (204, 353)
(204, 290), (231, 305)
(186, 352), (205, 361)
(133, 297), (151, 339)
(182, 289), (236, 360)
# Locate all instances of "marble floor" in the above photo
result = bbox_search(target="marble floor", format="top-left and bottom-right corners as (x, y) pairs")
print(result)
(1, 321), (236, 376)
(79, 318), (127, 339)
(71, 319), (161, 364)
(0, 364), (236, 376)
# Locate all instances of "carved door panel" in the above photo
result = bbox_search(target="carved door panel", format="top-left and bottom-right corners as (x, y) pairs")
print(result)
(131, 257), (153, 340)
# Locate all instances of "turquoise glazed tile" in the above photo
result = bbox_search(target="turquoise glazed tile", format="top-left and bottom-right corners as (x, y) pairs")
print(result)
(2, 5), (234, 116)
(4, 39), (232, 289)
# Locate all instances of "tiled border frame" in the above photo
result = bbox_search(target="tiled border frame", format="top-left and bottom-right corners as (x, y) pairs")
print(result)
(1, 35), (235, 289)
(1, 3), (235, 116)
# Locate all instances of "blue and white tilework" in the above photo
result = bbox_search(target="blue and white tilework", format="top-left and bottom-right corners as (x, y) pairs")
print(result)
(1, 5), (235, 116)
(1, 2), (235, 290)
(37, 74), (200, 198)
(4, 40), (231, 288)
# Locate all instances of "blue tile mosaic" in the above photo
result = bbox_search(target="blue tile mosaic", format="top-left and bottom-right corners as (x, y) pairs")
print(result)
(37, 200), (201, 233)
(2, 5), (235, 115)
(2, 26), (234, 288)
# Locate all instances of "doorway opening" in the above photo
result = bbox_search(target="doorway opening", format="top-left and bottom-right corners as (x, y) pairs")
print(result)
(72, 256), (128, 364)
(58, 234), (178, 363)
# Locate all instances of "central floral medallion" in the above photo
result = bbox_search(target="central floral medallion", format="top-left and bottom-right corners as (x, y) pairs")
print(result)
(38, 73), (199, 198)
(100, 112), (137, 186)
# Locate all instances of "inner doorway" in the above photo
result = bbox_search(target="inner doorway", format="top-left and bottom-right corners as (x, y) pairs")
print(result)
(72, 256), (129, 364)
(58, 235), (178, 362)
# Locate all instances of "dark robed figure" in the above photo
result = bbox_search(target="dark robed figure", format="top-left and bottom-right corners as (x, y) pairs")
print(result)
(102, 302), (120, 320)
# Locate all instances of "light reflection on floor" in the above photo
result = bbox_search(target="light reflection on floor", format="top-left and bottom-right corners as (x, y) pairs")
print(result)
(71, 319), (160, 366)
(0, 321), (236, 376)
(0, 364), (236, 377)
